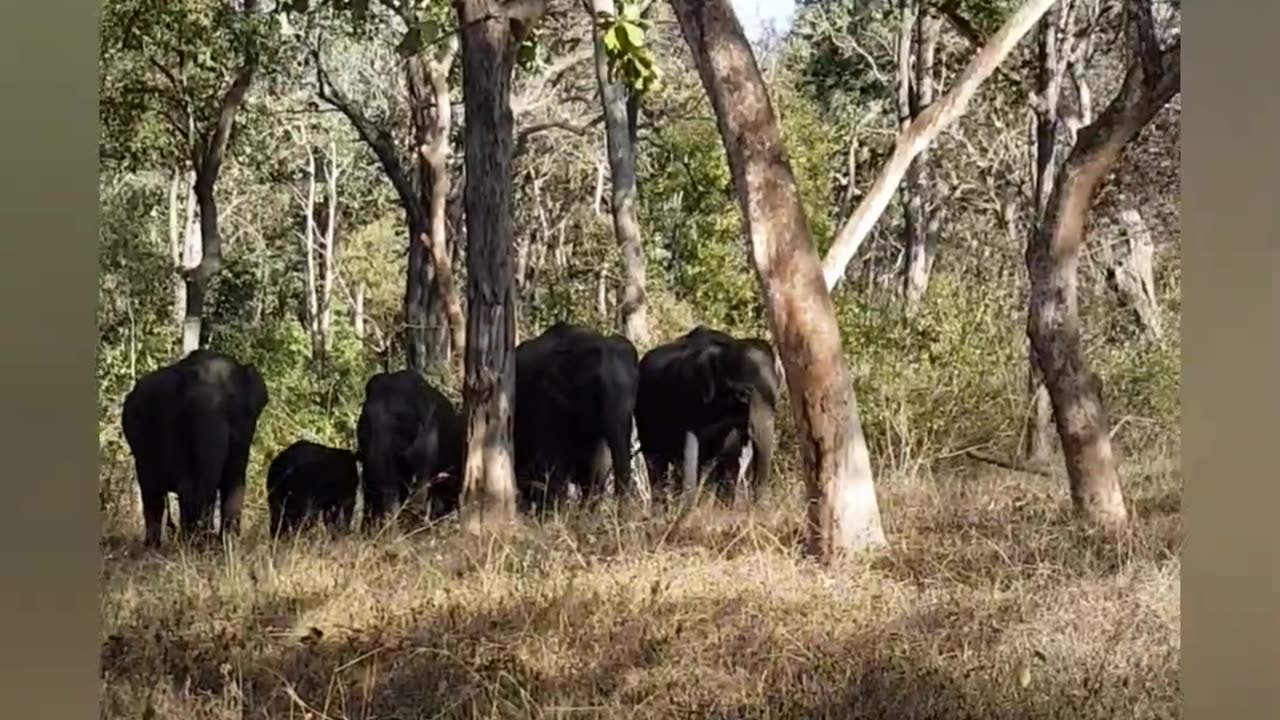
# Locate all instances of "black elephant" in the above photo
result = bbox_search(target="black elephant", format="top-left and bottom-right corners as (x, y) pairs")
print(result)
(635, 325), (779, 505)
(121, 348), (269, 547)
(514, 322), (640, 510)
(266, 440), (360, 537)
(356, 370), (463, 530)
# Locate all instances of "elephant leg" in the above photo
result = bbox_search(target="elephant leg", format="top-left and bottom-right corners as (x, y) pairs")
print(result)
(682, 430), (700, 506)
(335, 495), (356, 534)
(607, 425), (633, 504)
(177, 485), (217, 544)
(139, 480), (167, 549)
(361, 478), (389, 533)
(714, 427), (745, 506)
(219, 480), (247, 541)
(182, 412), (228, 542)
(218, 430), (254, 539)
(580, 440), (613, 510)
(644, 453), (669, 509)
(748, 394), (775, 502)
(268, 495), (284, 538)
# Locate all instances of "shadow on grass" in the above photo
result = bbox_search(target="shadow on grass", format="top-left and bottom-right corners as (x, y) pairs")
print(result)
(101, 581), (1177, 720)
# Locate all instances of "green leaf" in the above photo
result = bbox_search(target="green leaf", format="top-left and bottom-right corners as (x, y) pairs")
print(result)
(603, 26), (621, 54)
(396, 26), (424, 57)
(619, 20), (645, 48)
(620, 2), (642, 22)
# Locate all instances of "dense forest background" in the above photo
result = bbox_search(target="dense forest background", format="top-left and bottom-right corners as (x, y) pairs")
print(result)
(97, 0), (1179, 524)
(98, 0), (1180, 716)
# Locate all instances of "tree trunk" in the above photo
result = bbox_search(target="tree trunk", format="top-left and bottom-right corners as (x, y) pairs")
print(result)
(301, 143), (321, 360)
(1027, 0), (1179, 527)
(167, 167), (191, 333)
(902, 5), (942, 314)
(180, 0), (259, 357)
(591, 0), (651, 346)
(1023, 2), (1071, 463)
(1107, 205), (1163, 340)
(408, 41), (467, 371)
(315, 45), (447, 372)
(354, 282), (366, 339)
(670, 0), (886, 560)
(456, 0), (546, 531)
(321, 140), (340, 356)
(820, 0), (1059, 291)
(404, 217), (434, 374)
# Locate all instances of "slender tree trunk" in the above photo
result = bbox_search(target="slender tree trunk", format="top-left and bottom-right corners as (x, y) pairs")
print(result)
(456, 0), (546, 530)
(820, 0), (1058, 291)
(180, 0), (259, 356)
(408, 42), (467, 371)
(1027, 0), (1179, 527)
(168, 167), (190, 332)
(671, 0), (886, 560)
(902, 5), (942, 314)
(321, 141), (340, 356)
(301, 143), (322, 359)
(1024, 3), (1070, 463)
(354, 282), (366, 339)
(404, 216), (434, 374)
(591, 0), (650, 346)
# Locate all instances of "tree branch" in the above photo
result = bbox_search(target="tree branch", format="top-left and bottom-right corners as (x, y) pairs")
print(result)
(514, 115), (605, 158)
(313, 46), (423, 222)
(822, 0), (1060, 291)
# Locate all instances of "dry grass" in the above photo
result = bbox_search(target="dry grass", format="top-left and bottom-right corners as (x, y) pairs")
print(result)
(100, 455), (1181, 719)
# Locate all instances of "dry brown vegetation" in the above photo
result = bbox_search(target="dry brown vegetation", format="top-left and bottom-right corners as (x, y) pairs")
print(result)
(101, 444), (1180, 719)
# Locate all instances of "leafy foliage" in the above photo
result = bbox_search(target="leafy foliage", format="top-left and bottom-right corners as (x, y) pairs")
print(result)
(596, 0), (663, 94)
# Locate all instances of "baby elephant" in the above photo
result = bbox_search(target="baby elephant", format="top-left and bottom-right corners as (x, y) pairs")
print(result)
(266, 440), (360, 537)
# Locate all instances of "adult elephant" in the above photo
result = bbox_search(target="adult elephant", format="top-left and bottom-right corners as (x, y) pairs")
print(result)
(356, 370), (463, 530)
(635, 325), (780, 505)
(266, 440), (360, 537)
(514, 322), (640, 510)
(122, 349), (270, 547)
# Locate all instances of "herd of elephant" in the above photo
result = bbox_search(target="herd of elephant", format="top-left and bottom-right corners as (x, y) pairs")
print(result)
(121, 321), (782, 547)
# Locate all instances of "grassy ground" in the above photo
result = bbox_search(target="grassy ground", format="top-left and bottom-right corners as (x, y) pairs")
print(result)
(100, 452), (1181, 720)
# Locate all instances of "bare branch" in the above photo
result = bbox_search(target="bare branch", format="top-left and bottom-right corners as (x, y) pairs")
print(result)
(514, 115), (605, 158)
(313, 45), (422, 222)
(822, 0), (1060, 290)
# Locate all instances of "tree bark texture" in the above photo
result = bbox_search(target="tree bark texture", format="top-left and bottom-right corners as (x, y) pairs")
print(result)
(1026, 0), (1179, 527)
(670, 0), (887, 560)
(456, 0), (546, 530)
(407, 40), (467, 370)
(820, 0), (1059, 291)
(591, 0), (651, 347)
(1107, 205), (1162, 339)
(1024, 1), (1073, 463)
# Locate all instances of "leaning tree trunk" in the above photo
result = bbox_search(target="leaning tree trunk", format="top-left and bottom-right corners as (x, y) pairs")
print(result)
(590, 0), (651, 347)
(671, 0), (887, 560)
(456, 0), (546, 530)
(1027, 0), (1179, 527)
(180, 0), (258, 356)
